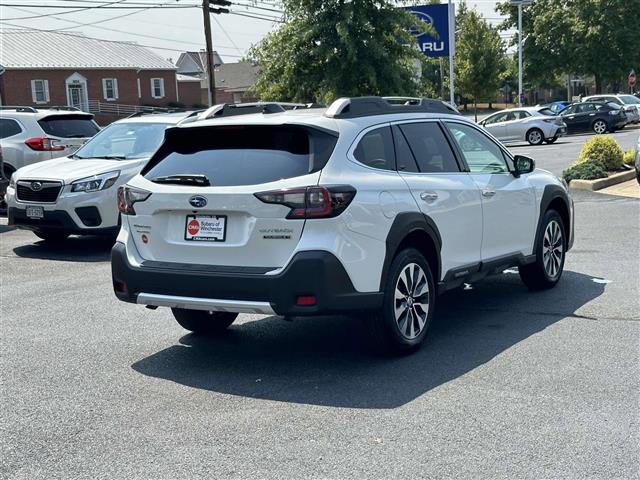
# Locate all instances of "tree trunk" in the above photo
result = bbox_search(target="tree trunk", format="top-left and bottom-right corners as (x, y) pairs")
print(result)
(474, 100), (477, 122)
(595, 73), (602, 93)
(488, 102), (493, 109)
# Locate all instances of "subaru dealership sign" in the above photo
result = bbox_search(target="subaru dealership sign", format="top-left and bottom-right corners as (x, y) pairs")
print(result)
(405, 4), (451, 58)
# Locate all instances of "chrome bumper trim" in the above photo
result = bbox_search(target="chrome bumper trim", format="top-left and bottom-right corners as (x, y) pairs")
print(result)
(136, 293), (275, 315)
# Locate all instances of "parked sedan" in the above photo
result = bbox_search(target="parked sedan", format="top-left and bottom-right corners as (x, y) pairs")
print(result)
(478, 107), (567, 145)
(582, 94), (640, 124)
(560, 101), (627, 134)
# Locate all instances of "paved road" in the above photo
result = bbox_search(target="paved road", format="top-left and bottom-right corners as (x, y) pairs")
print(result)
(2, 181), (639, 477)
(504, 126), (639, 177)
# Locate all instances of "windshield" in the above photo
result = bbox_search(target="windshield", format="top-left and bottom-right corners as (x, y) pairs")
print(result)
(73, 122), (169, 160)
(619, 95), (640, 104)
(538, 108), (556, 116)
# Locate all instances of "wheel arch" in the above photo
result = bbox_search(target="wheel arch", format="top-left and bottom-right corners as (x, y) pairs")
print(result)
(380, 212), (442, 290)
(534, 185), (572, 252)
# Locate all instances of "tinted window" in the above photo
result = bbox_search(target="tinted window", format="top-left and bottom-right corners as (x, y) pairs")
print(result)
(392, 125), (418, 172)
(0, 119), (22, 139)
(74, 122), (169, 160)
(38, 115), (99, 138)
(353, 126), (395, 171)
(562, 105), (576, 115)
(445, 122), (508, 173)
(399, 122), (460, 173)
(143, 125), (338, 187)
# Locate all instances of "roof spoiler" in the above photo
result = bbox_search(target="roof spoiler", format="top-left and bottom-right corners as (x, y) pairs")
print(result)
(324, 96), (460, 119)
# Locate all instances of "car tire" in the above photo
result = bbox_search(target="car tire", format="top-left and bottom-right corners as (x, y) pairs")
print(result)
(592, 119), (608, 134)
(370, 248), (436, 354)
(519, 210), (566, 291)
(171, 308), (238, 335)
(545, 136), (558, 144)
(33, 230), (70, 243)
(526, 128), (544, 145)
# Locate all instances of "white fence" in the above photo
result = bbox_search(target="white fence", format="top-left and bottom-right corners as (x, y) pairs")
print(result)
(86, 100), (181, 117)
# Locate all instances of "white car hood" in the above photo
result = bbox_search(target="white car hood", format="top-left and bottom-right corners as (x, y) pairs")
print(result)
(15, 156), (148, 183)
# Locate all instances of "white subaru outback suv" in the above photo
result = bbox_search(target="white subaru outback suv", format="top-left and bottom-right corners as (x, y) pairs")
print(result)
(6, 111), (198, 242)
(112, 97), (574, 353)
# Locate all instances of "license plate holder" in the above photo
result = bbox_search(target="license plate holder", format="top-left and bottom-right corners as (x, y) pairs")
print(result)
(185, 215), (227, 242)
(26, 206), (44, 219)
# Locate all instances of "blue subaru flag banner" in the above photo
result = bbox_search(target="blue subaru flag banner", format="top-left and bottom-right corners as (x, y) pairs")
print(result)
(404, 4), (450, 58)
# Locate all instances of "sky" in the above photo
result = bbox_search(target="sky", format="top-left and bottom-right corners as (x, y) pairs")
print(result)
(0, 0), (512, 64)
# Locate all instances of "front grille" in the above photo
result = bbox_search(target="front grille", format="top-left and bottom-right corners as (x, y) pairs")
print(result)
(16, 181), (62, 203)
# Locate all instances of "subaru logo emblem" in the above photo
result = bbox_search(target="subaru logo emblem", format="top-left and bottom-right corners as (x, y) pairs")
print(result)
(408, 11), (435, 37)
(189, 195), (207, 209)
(30, 181), (43, 191)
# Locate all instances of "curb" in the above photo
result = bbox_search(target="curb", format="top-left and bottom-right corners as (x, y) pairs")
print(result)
(570, 169), (637, 191)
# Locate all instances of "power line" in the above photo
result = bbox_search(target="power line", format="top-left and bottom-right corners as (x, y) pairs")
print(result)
(1, 3), (198, 9)
(0, 22), (246, 57)
(1, 0), (129, 21)
(229, 10), (282, 22)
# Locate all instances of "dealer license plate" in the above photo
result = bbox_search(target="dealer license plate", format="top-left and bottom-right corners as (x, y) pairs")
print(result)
(185, 215), (227, 242)
(26, 206), (44, 219)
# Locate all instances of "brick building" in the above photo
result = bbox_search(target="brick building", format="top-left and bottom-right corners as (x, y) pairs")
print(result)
(0, 29), (179, 124)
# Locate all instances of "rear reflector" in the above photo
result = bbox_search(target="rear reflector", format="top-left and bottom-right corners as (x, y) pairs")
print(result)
(114, 280), (127, 293)
(296, 295), (317, 306)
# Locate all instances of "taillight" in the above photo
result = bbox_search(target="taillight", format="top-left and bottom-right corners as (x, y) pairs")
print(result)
(24, 137), (64, 151)
(254, 185), (356, 219)
(117, 185), (151, 215)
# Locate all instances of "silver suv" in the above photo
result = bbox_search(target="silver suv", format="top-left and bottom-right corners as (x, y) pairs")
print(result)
(0, 106), (100, 179)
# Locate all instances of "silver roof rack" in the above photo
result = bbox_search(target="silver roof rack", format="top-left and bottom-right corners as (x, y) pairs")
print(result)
(325, 96), (460, 119)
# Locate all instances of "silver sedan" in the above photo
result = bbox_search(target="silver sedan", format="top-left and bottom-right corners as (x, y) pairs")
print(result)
(479, 107), (567, 145)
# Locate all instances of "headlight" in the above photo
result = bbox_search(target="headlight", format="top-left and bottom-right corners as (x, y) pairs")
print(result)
(71, 170), (120, 193)
(9, 174), (16, 189)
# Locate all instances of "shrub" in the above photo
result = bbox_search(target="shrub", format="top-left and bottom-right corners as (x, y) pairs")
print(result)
(623, 149), (636, 166)
(563, 159), (608, 182)
(577, 135), (624, 170)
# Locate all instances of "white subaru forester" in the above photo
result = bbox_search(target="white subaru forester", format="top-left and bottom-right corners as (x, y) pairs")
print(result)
(112, 97), (574, 353)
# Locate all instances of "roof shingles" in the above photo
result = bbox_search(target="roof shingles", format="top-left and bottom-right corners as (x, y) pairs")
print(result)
(0, 29), (176, 70)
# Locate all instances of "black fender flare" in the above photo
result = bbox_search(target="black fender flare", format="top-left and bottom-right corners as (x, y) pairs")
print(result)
(380, 212), (442, 290)
(534, 184), (572, 253)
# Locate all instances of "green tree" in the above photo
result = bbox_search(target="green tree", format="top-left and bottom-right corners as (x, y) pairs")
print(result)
(249, 0), (424, 103)
(455, 7), (507, 120)
(497, 0), (640, 92)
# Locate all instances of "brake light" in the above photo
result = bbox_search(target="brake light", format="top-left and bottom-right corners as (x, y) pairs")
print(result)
(117, 185), (152, 215)
(24, 137), (65, 151)
(296, 295), (317, 306)
(254, 185), (356, 219)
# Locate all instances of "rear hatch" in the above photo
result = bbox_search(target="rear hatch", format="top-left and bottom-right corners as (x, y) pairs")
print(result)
(130, 124), (338, 269)
(38, 114), (100, 156)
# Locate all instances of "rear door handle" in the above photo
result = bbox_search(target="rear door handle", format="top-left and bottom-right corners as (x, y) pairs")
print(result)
(482, 189), (496, 198)
(420, 191), (438, 202)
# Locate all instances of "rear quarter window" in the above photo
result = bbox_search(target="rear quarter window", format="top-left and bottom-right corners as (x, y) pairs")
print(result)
(0, 119), (22, 139)
(143, 125), (338, 187)
(38, 115), (99, 138)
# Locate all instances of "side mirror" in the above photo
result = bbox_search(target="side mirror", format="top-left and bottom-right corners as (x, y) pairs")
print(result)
(514, 155), (535, 175)
(479, 120), (486, 126)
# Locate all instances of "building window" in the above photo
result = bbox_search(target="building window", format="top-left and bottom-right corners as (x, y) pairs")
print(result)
(151, 78), (165, 99)
(102, 78), (118, 101)
(233, 92), (242, 104)
(31, 79), (50, 104)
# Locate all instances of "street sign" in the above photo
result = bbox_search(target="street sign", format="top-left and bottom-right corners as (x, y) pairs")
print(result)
(629, 70), (637, 87)
(405, 4), (451, 58)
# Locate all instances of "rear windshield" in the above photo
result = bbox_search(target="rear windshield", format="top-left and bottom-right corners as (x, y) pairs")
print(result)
(38, 114), (99, 138)
(142, 125), (338, 187)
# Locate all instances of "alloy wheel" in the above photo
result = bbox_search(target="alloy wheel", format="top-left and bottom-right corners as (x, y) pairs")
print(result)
(394, 263), (430, 340)
(542, 220), (564, 279)
(528, 130), (542, 144)
(593, 120), (607, 134)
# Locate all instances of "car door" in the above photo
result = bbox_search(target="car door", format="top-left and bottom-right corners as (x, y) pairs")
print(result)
(393, 121), (483, 277)
(480, 112), (508, 140)
(443, 121), (538, 261)
(561, 105), (581, 132)
(504, 110), (531, 140)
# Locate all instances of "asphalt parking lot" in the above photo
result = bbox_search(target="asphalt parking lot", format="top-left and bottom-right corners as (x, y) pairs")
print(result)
(1, 133), (639, 479)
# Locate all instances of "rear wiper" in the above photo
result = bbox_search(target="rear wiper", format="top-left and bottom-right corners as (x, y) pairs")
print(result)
(151, 174), (211, 187)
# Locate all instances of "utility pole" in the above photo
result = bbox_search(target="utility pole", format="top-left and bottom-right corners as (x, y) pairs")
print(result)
(517, 2), (523, 107)
(201, 0), (231, 106)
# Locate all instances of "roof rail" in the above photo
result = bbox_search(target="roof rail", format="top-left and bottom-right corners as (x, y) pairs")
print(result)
(0, 106), (38, 113)
(198, 102), (287, 121)
(325, 96), (460, 119)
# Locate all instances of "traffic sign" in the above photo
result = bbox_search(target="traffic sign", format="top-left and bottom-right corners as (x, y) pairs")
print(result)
(629, 70), (637, 88)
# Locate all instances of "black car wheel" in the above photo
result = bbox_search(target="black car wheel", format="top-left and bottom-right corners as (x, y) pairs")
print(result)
(172, 309), (238, 335)
(34, 230), (70, 243)
(545, 136), (558, 144)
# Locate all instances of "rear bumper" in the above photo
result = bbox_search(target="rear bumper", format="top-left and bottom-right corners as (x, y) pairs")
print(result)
(8, 207), (118, 236)
(111, 242), (383, 316)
